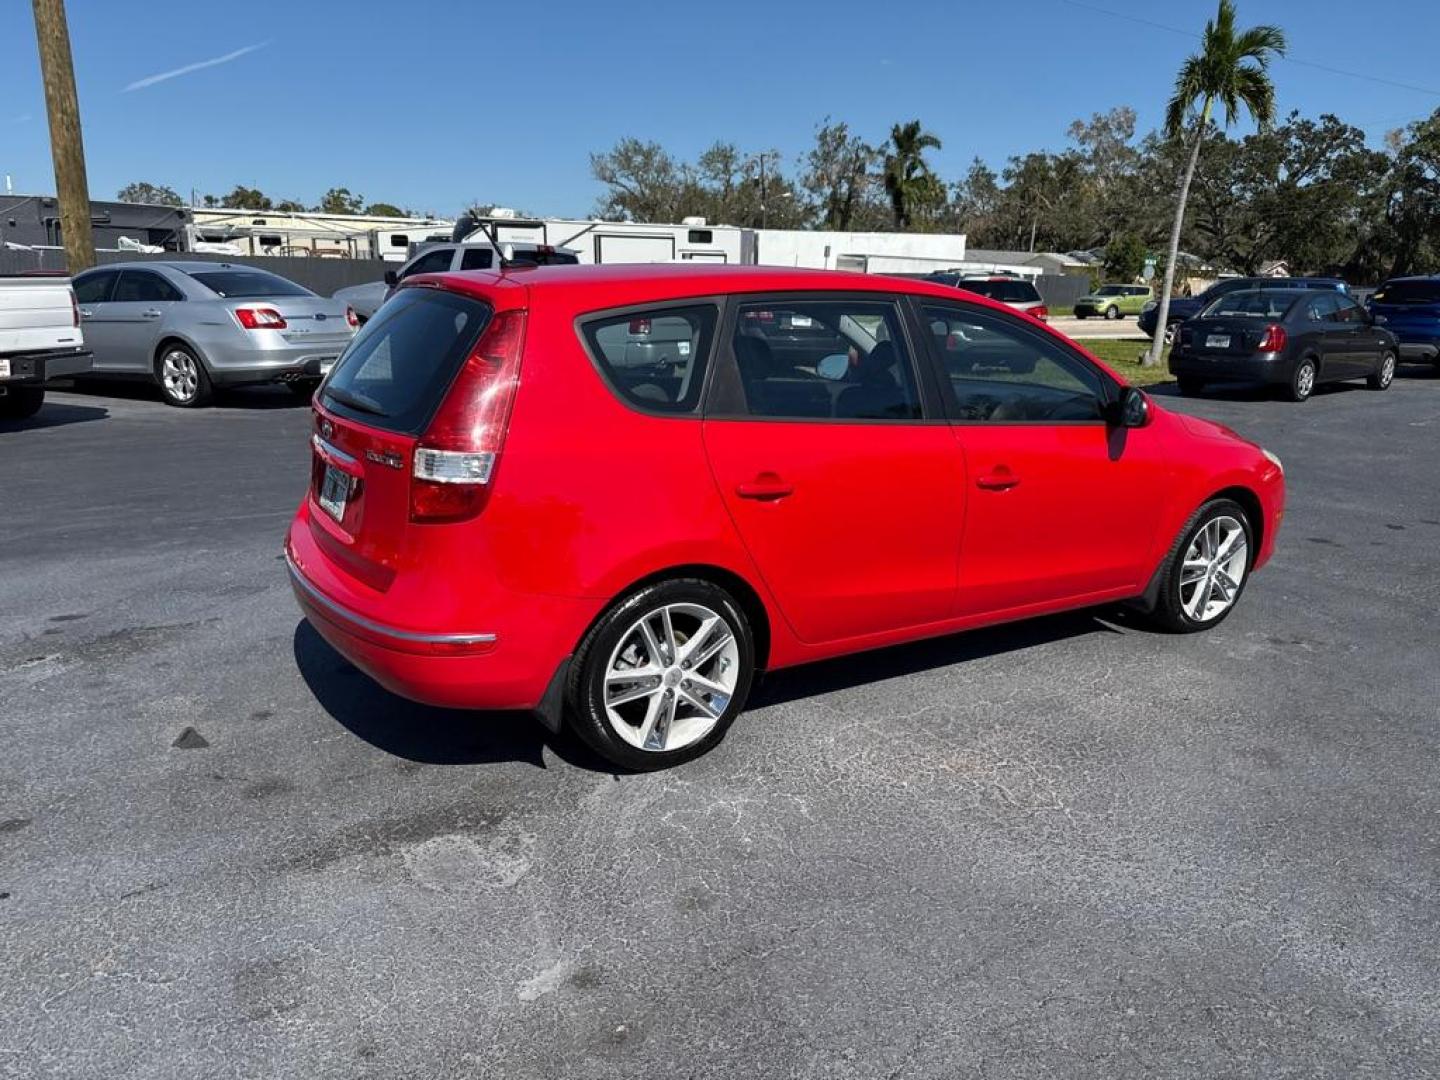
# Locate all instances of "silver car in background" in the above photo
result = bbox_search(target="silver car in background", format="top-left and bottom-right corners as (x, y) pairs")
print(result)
(71, 261), (357, 407)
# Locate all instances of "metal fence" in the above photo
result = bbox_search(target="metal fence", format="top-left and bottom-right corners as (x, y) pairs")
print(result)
(0, 249), (390, 297)
(1033, 274), (1095, 311)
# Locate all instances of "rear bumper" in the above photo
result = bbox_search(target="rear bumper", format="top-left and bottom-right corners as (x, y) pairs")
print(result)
(1, 347), (92, 383)
(285, 509), (596, 711)
(209, 347), (347, 386)
(1169, 351), (1290, 384)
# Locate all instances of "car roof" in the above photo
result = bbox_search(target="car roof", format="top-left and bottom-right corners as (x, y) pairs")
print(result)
(81, 261), (281, 275)
(414, 262), (1022, 315)
(1213, 287), (1309, 302)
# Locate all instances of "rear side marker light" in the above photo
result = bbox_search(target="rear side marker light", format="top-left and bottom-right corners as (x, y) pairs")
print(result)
(235, 307), (287, 329)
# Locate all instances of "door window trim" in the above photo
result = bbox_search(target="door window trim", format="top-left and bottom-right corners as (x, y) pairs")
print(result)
(915, 297), (1122, 426)
(703, 291), (946, 424)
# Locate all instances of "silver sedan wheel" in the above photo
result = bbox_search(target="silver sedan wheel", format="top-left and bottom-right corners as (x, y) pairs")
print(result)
(160, 349), (199, 403)
(602, 602), (740, 752)
(1378, 353), (1396, 388)
(1179, 515), (1248, 622)
(1295, 362), (1316, 399)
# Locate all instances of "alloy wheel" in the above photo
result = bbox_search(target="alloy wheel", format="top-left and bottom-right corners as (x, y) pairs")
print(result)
(1179, 515), (1248, 623)
(602, 602), (740, 752)
(1294, 361), (1316, 400)
(161, 350), (199, 403)
(1379, 354), (1395, 388)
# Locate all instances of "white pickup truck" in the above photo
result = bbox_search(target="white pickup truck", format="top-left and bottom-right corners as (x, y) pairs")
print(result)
(0, 274), (92, 419)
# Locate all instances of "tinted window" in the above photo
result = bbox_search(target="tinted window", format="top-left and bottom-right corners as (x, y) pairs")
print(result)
(1206, 291), (1299, 318)
(320, 289), (490, 435)
(923, 304), (1106, 423)
(187, 269), (311, 298)
(113, 270), (183, 303)
(731, 299), (922, 421)
(687, 229), (713, 244)
(536, 250), (579, 265)
(582, 305), (717, 414)
(1332, 296), (1364, 322)
(401, 248), (455, 279)
(1096, 286), (1125, 296)
(957, 279), (1042, 303)
(1372, 280), (1440, 305)
(459, 248), (494, 271)
(72, 270), (117, 304)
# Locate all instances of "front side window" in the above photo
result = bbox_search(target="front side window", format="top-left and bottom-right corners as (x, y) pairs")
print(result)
(401, 248), (455, 279)
(1302, 293), (1339, 322)
(923, 304), (1108, 423)
(1333, 296), (1364, 322)
(730, 299), (922, 421)
(582, 304), (717, 414)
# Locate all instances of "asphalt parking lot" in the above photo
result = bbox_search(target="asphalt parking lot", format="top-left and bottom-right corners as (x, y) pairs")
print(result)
(3, 371), (1439, 1079)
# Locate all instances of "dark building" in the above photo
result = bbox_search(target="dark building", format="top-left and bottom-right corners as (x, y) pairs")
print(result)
(0, 193), (190, 251)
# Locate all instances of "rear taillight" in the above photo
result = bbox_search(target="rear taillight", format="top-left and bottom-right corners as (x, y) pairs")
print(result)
(410, 308), (527, 524)
(235, 307), (287, 330)
(1032, 305), (1049, 321)
(1257, 323), (1287, 352)
(69, 289), (80, 328)
(345, 306), (359, 328)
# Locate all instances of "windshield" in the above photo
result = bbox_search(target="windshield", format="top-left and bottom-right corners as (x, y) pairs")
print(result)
(187, 270), (312, 298)
(1203, 291), (1297, 318)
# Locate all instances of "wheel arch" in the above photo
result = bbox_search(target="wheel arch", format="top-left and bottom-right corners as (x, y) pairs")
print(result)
(152, 334), (209, 375)
(1136, 484), (1266, 612)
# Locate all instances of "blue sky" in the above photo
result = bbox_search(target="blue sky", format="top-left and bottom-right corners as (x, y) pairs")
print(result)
(3, 0), (1439, 218)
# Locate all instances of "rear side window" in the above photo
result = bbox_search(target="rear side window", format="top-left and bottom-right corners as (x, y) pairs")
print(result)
(1373, 280), (1440, 305)
(581, 305), (717, 414)
(321, 288), (490, 434)
(187, 270), (310, 298)
(460, 248), (494, 271)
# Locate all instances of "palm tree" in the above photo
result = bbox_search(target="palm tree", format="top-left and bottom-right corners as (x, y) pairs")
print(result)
(883, 120), (942, 229)
(1144, 0), (1285, 365)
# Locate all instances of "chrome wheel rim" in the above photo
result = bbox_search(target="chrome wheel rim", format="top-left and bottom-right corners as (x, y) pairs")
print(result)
(1380, 354), (1395, 387)
(1296, 363), (1315, 398)
(1180, 515), (1248, 622)
(1163, 322), (1177, 345)
(603, 602), (740, 752)
(161, 350), (198, 402)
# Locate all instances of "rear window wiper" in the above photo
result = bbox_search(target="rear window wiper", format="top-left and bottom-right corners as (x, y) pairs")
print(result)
(323, 384), (388, 417)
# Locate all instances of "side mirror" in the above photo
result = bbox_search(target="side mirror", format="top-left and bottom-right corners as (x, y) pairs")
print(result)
(383, 270), (398, 287)
(1108, 385), (1150, 428)
(816, 353), (850, 381)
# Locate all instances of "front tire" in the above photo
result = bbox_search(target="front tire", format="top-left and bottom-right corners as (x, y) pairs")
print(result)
(1105, 305), (1121, 321)
(1367, 351), (1396, 390)
(0, 385), (44, 419)
(567, 578), (755, 770)
(1075, 312), (1088, 321)
(155, 344), (213, 408)
(1288, 357), (1317, 402)
(1147, 498), (1254, 633)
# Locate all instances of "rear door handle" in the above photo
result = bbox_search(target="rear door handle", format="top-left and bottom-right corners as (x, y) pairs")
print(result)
(141, 309), (162, 318)
(79, 309), (93, 318)
(736, 474), (794, 501)
(976, 470), (1020, 491)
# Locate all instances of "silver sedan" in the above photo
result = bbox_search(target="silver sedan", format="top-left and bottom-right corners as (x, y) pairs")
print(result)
(71, 261), (357, 407)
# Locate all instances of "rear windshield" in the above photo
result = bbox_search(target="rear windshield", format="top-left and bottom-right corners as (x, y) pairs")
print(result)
(320, 288), (490, 434)
(186, 269), (312, 298)
(1372, 280), (1440, 305)
(1203, 291), (1299, 318)
(957, 279), (1041, 303)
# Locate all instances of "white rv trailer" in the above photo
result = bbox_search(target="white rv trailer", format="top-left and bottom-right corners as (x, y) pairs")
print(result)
(456, 212), (745, 265)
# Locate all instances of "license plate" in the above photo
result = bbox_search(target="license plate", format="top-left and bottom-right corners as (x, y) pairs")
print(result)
(0, 358), (10, 379)
(1205, 334), (1231, 349)
(318, 463), (351, 522)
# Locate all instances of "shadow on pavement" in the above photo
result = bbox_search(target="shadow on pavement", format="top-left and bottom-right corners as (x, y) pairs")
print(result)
(0, 401), (110, 433)
(59, 378), (313, 410)
(291, 619), (613, 772)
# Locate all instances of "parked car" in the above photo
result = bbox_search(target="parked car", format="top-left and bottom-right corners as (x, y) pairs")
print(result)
(1170, 288), (1396, 401)
(0, 274), (91, 419)
(1139, 276), (1348, 342)
(71, 262), (357, 407)
(1073, 284), (1152, 320)
(287, 264), (1285, 770)
(924, 273), (1048, 320)
(333, 242), (580, 323)
(1365, 276), (1440, 367)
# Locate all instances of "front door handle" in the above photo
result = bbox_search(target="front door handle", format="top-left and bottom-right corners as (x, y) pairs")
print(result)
(736, 474), (794, 501)
(976, 469), (1020, 491)
(141, 309), (162, 318)
(79, 309), (93, 318)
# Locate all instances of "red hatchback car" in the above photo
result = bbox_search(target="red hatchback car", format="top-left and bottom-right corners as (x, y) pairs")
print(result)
(286, 264), (1284, 769)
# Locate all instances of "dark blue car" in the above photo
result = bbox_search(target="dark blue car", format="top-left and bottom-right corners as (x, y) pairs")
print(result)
(1367, 277), (1440, 366)
(1139, 276), (1349, 342)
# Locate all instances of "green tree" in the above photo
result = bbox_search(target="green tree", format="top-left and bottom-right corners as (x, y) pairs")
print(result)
(274, 199), (307, 212)
(222, 185), (274, 210)
(801, 119), (880, 230)
(882, 120), (942, 229)
(590, 138), (693, 222)
(1146, 0), (1286, 364)
(364, 202), (405, 217)
(1104, 233), (1147, 281)
(316, 187), (364, 215)
(116, 181), (182, 206)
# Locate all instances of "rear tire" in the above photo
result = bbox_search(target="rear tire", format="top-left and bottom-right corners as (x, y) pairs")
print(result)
(1075, 312), (1088, 320)
(1146, 498), (1254, 634)
(567, 578), (755, 771)
(0, 385), (44, 419)
(1177, 377), (1205, 397)
(1367, 351), (1395, 390)
(155, 343), (213, 408)
(1288, 357), (1317, 402)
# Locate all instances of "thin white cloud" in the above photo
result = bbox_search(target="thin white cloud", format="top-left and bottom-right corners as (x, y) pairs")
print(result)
(123, 42), (268, 92)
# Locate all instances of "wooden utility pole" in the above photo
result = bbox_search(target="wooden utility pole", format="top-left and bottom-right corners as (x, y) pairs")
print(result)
(31, 0), (94, 272)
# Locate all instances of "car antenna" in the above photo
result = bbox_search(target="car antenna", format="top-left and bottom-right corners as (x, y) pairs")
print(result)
(470, 217), (516, 270)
